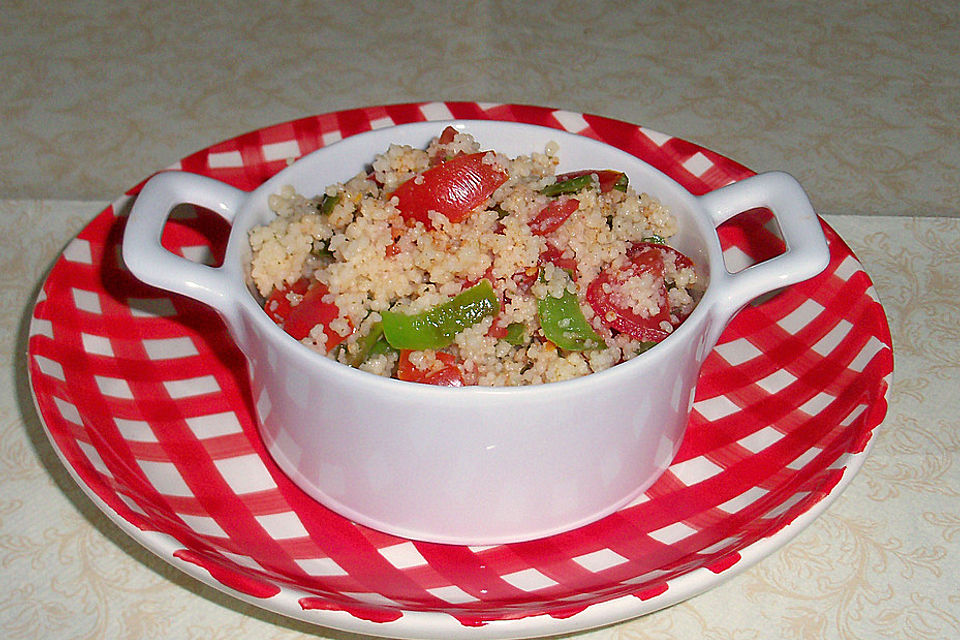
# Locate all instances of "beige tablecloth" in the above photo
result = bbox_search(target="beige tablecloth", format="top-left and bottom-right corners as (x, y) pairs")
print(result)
(1, 0), (958, 218)
(3, 200), (958, 639)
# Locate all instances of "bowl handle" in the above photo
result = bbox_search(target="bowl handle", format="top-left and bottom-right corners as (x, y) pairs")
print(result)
(697, 171), (830, 318)
(122, 171), (246, 315)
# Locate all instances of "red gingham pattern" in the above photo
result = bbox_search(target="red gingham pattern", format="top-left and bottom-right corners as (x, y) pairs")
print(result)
(28, 103), (892, 638)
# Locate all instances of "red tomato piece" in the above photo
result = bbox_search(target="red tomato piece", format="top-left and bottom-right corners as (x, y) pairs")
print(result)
(437, 125), (458, 145)
(629, 241), (695, 271)
(511, 267), (540, 292)
(266, 278), (353, 350)
(396, 350), (465, 386)
(392, 152), (508, 227)
(630, 242), (696, 324)
(264, 278), (309, 325)
(555, 169), (626, 193)
(529, 198), (579, 236)
(429, 126), (461, 165)
(486, 322), (509, 339)
(538, 243), (579, 275)
(462, 265), (496, 291)
(586, 245), (673, 342)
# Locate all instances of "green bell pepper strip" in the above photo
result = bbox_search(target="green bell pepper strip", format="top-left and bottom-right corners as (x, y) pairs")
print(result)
(612, 172), (629, 192)
(311, 239), (333, 258)
(502, 322), (527, 345)
(635, 341), (658, 355)
(367, 331), (396, 359)
(541, 174), (593, 197)
(317, 192), (341, 215)
(343, 321), (396, 366)
(381, 280), (500, 350)
(536, 273), (606, 351)
(308, 194), (343, 257)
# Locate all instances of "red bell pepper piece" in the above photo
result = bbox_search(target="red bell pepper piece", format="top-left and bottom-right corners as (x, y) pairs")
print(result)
(392, 152), (508, 227)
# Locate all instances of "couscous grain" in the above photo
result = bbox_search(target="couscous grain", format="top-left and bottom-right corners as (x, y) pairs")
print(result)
(248, 128), (700, 386)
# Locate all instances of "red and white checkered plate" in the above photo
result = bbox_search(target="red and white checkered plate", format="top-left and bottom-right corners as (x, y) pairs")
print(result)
(28, 103), (893, 640)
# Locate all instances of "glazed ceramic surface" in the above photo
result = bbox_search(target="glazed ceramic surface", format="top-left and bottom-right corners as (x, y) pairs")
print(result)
(28, 103), (893, 639)
(122, 120), (829, 545)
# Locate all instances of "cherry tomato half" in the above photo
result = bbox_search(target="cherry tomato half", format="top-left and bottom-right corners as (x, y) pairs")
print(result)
(586, 245), (674, 342)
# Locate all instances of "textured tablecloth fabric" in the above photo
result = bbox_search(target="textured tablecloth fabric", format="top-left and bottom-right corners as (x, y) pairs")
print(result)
(1, 0), (958, 218)
(2, 200), (958, 639)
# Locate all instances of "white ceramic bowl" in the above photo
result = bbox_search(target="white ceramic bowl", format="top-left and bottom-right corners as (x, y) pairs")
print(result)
(122, 121), (829, 545)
